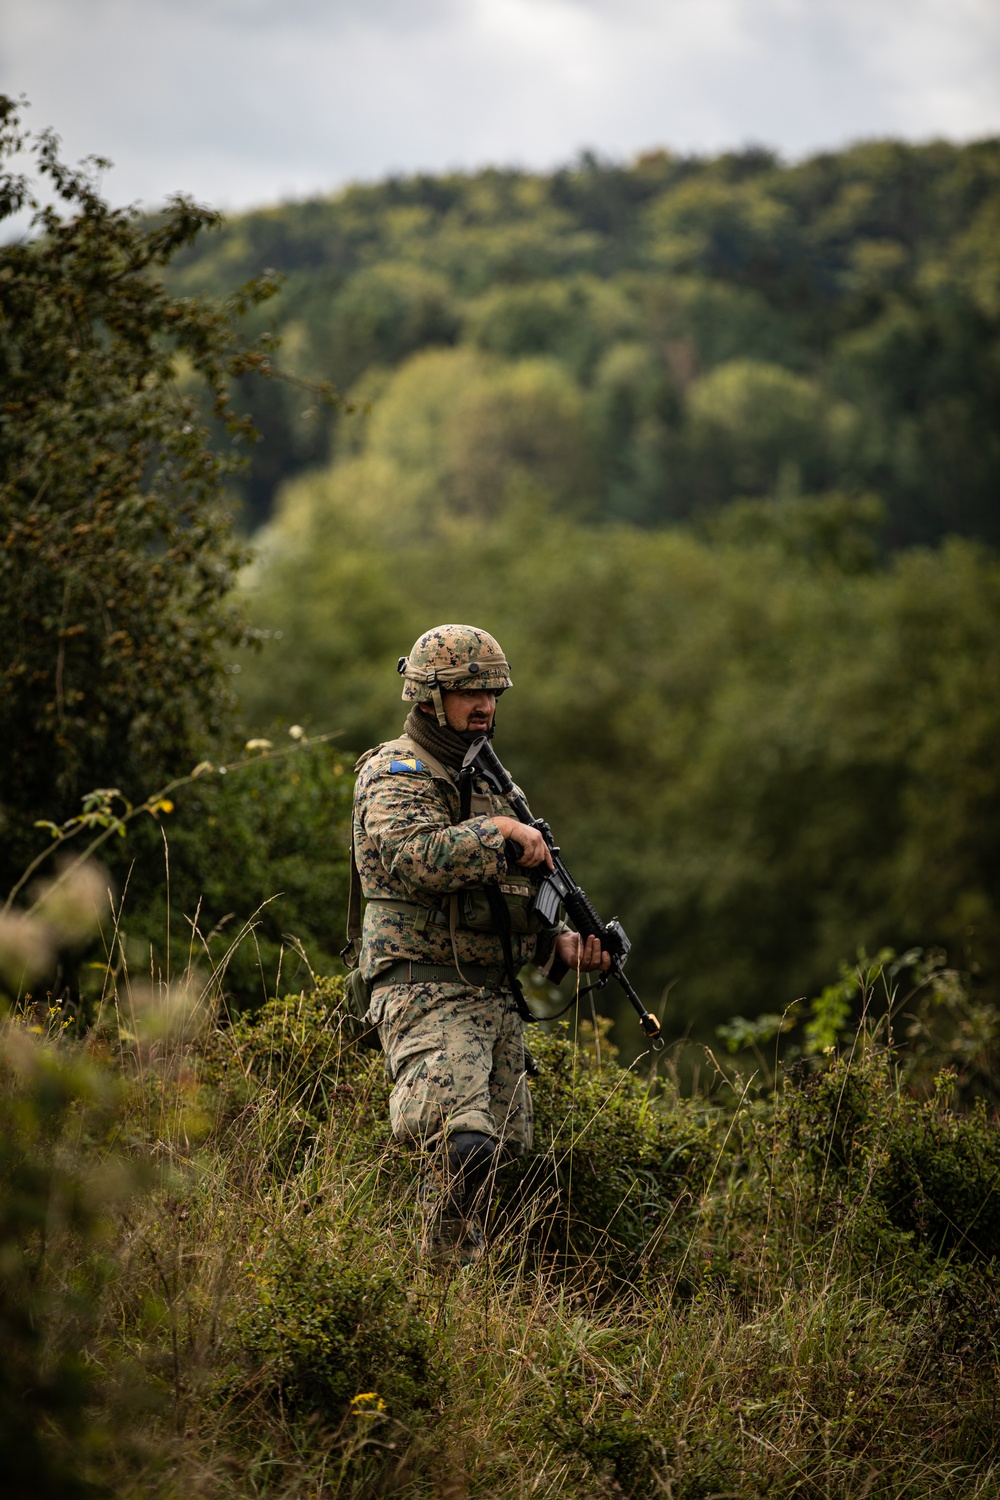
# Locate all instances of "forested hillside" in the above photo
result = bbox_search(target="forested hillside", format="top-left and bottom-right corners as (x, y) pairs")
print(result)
(4, 118), (999, 1037)
(172, 139), (1000, 547)
(166, 139), (1000, 1036)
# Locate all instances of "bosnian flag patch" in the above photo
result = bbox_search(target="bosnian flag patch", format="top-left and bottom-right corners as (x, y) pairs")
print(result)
(389, 757), (423, 773)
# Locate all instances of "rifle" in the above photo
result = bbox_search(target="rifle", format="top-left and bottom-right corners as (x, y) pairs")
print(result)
(462, 737), (663, 1049)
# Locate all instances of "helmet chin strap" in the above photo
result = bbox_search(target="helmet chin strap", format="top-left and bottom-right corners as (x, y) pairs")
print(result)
(420, 696), (498, 738)
(420, 671), (500, 733)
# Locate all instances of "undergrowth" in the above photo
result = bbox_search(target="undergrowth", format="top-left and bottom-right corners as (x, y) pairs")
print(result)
(1, 927), (999, 1497)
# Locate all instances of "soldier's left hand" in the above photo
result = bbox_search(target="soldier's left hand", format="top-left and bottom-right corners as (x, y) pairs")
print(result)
(555, 932), (611, 973)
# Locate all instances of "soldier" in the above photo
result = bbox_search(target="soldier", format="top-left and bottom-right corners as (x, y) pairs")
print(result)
(349, 623), (608, 1263)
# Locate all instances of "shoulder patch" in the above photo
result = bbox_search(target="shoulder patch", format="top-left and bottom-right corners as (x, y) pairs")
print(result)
(389, 757), (424, 773)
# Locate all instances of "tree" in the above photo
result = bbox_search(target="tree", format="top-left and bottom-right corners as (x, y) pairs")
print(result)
(684, 358), (857, 505)
(0, 97), (278, 883)
(239, 475), (1000, 1042)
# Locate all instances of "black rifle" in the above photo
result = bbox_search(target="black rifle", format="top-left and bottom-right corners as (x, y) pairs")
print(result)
(462, 737), (663, 1049)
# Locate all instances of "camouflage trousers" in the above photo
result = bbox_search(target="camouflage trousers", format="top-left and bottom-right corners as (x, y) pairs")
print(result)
(368, 981), (533, 1155)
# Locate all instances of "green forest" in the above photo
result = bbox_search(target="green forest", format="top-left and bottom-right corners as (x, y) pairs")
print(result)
(172, 131), (1000, 1038)
(173, 136), (1000, 547)
(2, 95), (1000, 1497)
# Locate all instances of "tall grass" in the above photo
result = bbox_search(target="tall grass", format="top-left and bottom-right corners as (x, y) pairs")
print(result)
(1, 922), (998, 1497)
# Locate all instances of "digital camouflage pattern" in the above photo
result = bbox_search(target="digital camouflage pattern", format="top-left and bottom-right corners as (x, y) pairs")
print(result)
(353, 734), (542, 981)
(399, 623), (512, 704)
(354, 715), (556, 1153)
(369, 979), (532, 1153)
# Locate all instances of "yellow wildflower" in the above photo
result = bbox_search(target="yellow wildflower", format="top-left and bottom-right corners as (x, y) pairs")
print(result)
(350, 1392), (386, 1417)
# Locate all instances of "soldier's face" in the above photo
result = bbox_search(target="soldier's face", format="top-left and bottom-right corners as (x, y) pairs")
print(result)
(440, 688), (497, 734)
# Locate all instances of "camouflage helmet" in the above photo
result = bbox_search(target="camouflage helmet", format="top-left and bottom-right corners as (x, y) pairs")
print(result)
(398, 624), (512, 726)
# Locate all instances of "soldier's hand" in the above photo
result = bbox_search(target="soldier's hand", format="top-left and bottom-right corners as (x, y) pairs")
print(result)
(556, 932), (611, 974)
(492, 816), (553, 870)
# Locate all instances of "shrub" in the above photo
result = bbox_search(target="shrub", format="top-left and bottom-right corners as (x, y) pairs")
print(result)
(502, 1021), (718, 1275)
(0, 1024), (152, 1499)
(237, 1232), (441, 1427)
(201, 980), (392, 1179)
(781, 1046), (1000, 1261)
(546, 1384), (661, 1496)
(218, 980), (355, 1119)
(0, 96), (276, 885)
(78, 740), (355, 1021)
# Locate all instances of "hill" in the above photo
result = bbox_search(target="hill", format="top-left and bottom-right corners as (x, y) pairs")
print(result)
(171, 139), (1000, 548)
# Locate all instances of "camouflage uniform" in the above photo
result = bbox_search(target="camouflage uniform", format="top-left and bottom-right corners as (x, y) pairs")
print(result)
(356, 732), (550, 1155)
(374, 979), (531, 1152)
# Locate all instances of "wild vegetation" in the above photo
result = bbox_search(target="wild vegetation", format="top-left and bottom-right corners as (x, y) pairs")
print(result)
(171, 137), (1000, 549)
(171, 133), (1000, 1037)
(2, 101), (999, 1495)
(2, 907), (998, 1498)
(238, 491), (1000, 1037)
(5, 102), (999, 1037)
(0, 95), (346, 1003)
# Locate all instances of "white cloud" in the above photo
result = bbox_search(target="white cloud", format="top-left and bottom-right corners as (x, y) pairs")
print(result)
(1, 0), (997, 213)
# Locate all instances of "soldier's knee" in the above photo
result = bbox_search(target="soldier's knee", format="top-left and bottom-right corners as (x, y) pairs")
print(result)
(442, 1129), (499, 1215)
(446, 1129), (498, 1184)
(389, 1089), (440, 1145)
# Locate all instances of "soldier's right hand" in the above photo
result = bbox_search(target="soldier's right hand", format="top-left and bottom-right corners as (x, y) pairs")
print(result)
(492, 816), (553, 870)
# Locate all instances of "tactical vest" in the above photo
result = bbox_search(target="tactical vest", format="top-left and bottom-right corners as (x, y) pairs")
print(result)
(344, 734), (543, 966)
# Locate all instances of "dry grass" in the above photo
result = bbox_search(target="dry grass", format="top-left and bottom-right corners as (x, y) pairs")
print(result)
(2, 963), (999, 1499)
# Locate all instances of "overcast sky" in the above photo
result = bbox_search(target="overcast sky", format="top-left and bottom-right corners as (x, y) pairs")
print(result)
(4, 0), (999, 214)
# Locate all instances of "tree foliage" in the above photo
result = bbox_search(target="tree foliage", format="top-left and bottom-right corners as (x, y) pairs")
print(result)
(0, 96), (278, 883)
(241, 477), (1000, 1036)
(203, 138), (1000, 1035)
(0, 100), (355, 1012)
(4, 104), (998, 1034)
(171, 138), (1000, 547)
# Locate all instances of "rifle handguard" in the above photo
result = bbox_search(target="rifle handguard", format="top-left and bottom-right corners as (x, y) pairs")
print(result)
(562, 885), (607, 945)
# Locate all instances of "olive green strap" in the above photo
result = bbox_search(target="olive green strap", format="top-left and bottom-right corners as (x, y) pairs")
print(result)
(395, 735), (454, 784)
(341, 832), (364, 967)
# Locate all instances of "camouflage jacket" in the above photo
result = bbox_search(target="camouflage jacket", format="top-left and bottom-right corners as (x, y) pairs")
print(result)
(353, 733), (557, 980)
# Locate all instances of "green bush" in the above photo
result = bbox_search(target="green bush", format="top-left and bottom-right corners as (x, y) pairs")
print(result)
(219, 980), (355, 1120)
(782, 1047), (1000, 1261)
(546, 1382), (661, 1496)
(3, 974), (1000, 1497)
(105, 741), (354, 1018)
(237, 1233), (441, 1427)
(502, 1021), (718, 1274)
(201, 980), (392, 1179)
(0, 96), (277, 889)
(0, 1026), (152, 1499)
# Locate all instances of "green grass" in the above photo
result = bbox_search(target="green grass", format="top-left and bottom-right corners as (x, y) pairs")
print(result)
(2, 967), (999, 1498)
